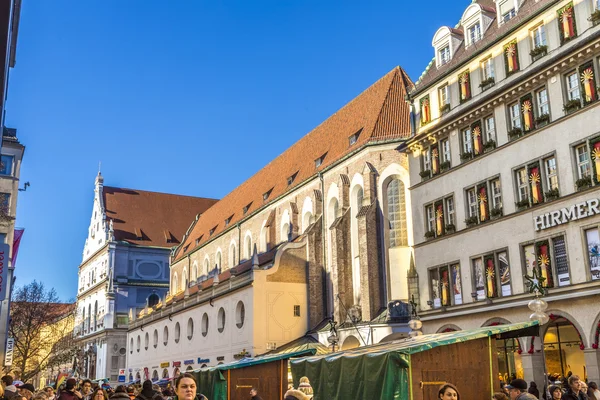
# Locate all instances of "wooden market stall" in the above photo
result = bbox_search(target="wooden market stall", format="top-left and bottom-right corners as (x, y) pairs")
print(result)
(290, 322), (539, 400)
(194, 349), (315, 400)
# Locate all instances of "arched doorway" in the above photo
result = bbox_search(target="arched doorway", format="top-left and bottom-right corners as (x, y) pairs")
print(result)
(173, 367), (181, 378)
(544, 315), (586, 379)
(135, 372), (140, 380)
(162, 369), (169, 379)
(483, 320), (523, 382)
(185, 366), (193, 372)
(152, 370), (159, 382)
(341, 335), (360, 350)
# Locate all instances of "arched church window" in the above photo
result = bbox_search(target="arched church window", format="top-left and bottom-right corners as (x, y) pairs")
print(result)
(387, 178), (408, 247)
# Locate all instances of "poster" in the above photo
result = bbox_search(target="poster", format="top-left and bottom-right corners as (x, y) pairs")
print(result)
(587, 229), (600, 280)
(430, 269), (441, 308)
(553, 236), (571, 286)
(452, 264), (462, 305)
(473, 258), (485, 300)
(498, 251), (512, 296)
(524, 244), (536, 277)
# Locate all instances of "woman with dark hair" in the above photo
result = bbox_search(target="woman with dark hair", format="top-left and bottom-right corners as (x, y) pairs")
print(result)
(528, 382), (540, 398)
(548, 385), (562, 400)
(438, 383), (459, 400)
(173, 374), (206, 400)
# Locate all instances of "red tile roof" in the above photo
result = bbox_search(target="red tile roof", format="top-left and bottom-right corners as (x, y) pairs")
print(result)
(173, 66), (413, 261)
(103, 187), (218, 248)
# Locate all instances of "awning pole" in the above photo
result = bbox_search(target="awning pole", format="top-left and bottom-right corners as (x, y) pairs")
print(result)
(489, 336), (494, 397)
(408, 354), (413, 400)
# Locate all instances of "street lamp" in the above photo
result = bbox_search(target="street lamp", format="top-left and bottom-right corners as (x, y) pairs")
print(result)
(524, 267), (549, 325)
(408, 295), (423, 337)
(327, 319), (339, 352)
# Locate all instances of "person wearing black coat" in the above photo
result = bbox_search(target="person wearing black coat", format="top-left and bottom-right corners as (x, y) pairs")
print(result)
(134, 382), (162, 400)
(562, 375), (589, 400)
(529, 382), (540, 399)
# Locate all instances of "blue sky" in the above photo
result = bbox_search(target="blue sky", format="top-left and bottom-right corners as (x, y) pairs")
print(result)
(8, 1), (469, 300)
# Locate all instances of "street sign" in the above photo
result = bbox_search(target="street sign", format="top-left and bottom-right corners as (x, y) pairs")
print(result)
(4, 337), (13, 367)
(118, 369), (126, 376)
(118, 376), (125, 383)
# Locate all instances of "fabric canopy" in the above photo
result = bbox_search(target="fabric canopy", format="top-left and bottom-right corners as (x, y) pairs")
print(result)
(290, 321), (538, 399)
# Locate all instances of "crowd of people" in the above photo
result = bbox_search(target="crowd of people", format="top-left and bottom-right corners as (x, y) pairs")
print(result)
(438, 375), (600, 400)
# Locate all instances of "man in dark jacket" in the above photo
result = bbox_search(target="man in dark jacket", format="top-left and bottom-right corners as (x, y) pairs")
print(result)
(134, 381), (162, 400)
(506, 379), (538, 399)
(57, 379), (83, 400)
(249, 388), (263, 400)
(562, 375), (589, 400)
(109, 386), (131, 400)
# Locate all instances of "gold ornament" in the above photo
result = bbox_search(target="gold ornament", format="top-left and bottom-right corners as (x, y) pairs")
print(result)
(582, 68), (594, 83)
(529, 172), (541, 184)
(478, 193), (487, 203)
(538, 253), (550, 268)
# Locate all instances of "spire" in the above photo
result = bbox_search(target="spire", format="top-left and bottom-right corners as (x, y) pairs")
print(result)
(408, 252), (417, 277)
(252, 243), (260, 270)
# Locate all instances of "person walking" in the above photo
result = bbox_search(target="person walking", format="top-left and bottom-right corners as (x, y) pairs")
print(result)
(588, 382), (600, 400)
(561, 375), (589, 400)
(505, 379), (538, 399)
(529, 382), (540, 399)
(57, 379), (83, 400)
(108, 387), (130, 400)
(173, 373), (207, 400)
(438, 383), (460, 400)
(2, 376), (17, 399)
(134, 381), (162, 400)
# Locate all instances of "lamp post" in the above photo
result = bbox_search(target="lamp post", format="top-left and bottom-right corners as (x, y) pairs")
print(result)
(524, 266), (550, 393)
(408, 295), (423, 337)
(327, 319), (339, 352)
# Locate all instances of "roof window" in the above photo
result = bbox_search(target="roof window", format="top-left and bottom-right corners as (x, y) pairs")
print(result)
(287, 172), (298, 186)
(243, 202), (252, 215)
(225, 215), (233, 227)
(315, 153), (327, 168)
(263, 188), (273, 202)
(209, 226), (217, 236)
(349, 129), (362, 146)
(183, 245), (190, 253)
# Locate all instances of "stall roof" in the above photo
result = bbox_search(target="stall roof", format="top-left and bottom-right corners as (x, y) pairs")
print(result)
(201, 348), (316, 372)
(292, 321), (538, 365)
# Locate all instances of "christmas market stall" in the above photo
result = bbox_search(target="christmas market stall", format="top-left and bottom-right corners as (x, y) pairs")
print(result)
(290, 322), (539, 400)
(193, 349), (315, 400)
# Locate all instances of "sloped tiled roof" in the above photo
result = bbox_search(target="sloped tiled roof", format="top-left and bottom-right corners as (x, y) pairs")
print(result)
(414, 0), (556, 94)
(103, 187), (218, 248)
(173, 66), (414, 261)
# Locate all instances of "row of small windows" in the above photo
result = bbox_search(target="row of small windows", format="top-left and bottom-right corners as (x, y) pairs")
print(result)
(130, 302), (246, 353)
(426, 2), (586, 126)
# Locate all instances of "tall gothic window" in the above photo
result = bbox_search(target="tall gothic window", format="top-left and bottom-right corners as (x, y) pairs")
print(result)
(387, 178), (408, 247)
(93, 301), (98, 329)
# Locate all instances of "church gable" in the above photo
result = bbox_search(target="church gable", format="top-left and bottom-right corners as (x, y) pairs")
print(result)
(83, 172), (110, 262)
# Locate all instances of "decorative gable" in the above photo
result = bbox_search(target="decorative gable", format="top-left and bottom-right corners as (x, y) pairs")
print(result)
(432, 27), (463, 68)
(83, 173), (109, 262)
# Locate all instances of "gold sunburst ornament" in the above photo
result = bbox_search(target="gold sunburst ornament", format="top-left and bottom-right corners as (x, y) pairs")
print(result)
(538, 254), (549, 268)
(522, 100), (534, 130)
(561, 7), (574, 39)
(478, 193), (487, 203)
(473, 127), (481, 137)
(506, 43), (517, 72)
(529, 172), (541, 184)
(581, 68), (596, 102)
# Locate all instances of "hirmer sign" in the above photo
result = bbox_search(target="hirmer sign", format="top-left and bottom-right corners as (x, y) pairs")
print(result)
(534, 198), (600, 231)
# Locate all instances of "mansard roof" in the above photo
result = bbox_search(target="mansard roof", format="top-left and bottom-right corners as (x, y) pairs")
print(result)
(173, 66), (414, 261)
(414, 0), (554, 95)
(103, 186), (218, 248)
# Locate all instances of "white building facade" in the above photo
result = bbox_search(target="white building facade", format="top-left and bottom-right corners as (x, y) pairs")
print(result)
(127, 67), (418, 378)
(74, 174), (216, 383)
(408, 0), (600, 388)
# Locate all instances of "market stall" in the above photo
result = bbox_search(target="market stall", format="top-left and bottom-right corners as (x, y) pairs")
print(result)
(290, 321), (538, 400)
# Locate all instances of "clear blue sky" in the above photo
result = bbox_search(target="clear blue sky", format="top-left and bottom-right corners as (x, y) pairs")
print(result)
(8, 1), (469, 300)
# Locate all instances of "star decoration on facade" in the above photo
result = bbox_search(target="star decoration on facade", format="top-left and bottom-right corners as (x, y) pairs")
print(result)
(486, 264), (495, 277)
(478, 193), (487, 204)
(538, 254), (550, 268)
(522, 101), (533, 113)
(525, 267), (547, 296)
(529, 172), (541, 184)
(582, 68), (594, 84)
(592, 148), (600, 161)
(505, 44), (516, 57)
(473, 127), (481, 138)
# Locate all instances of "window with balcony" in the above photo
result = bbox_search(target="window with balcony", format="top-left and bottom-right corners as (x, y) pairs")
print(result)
(572, 137), (600, 190)
(429, 263), (462, 308)
(440, 138), (451, 165)
(424, 195), (455, 238)
(465, 177), (502, 225)
(530, 24), (547, 61)
(472, 249), (512, 300)
(514, 155), (559, 208)
(484, 115), (496, 147)
(522, 235), (570, 289)
(461, 127), (473, 160)
(509, 103), (521, 130)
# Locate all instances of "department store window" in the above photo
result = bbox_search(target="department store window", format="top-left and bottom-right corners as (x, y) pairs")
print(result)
(439, 85), (450, 111)
(536, 88), (550, 117)
(440, 138), (451, 163)
(566, 71), (581, 101)
(585, 227), (600, 280)
(531, 24), (547, 48)
(484, 116), (496, 143)
(575, 144), (592, 179)
(461, 127), (473, 155)
(429, 263), (462, 308)
(423, 195), (455, 237)
(508, 102), (521, 129)
(472, 249), (512, 300)
(439, 45), (451, 65)
(522, 235), (570, 288)
(481, 57), (494, 82)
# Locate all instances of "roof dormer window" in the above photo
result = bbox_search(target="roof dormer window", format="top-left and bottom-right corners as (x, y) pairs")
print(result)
(468, 22), (481, 44)
(287, 171), (298, 186)
(224, 215), (233, 227)
(243, 202), (252, 215)
(439, 45), (451, 66)
(315, 153), (327, 168)
(209, 226), (217, 236)
(502, 8), (516, 22)
(263, 188), (273, 202)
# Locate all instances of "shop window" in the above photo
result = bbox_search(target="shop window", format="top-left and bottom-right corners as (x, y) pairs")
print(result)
(585, 227), (600, 280)
(428, 263), (462, 308)
(472, 250), (511, 300)
(522, 236), (570, 289)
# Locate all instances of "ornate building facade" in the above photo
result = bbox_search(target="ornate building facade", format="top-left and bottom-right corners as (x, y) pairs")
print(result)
(74, 173), (216, 383)
(126, 67), (416, 380)
(408, 0), (600, 387)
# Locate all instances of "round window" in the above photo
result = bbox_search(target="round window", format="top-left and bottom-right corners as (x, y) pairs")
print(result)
(153, 329), (158, 348)
(218, 307), (226, 333)
(236, 301), (245, 329)
(187, 318), (194, 340)
(201, 313), (209, 337)
(175, 322), (181, 343)
(144, 332), (149, 350)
